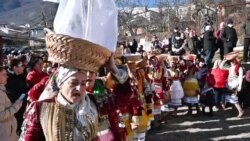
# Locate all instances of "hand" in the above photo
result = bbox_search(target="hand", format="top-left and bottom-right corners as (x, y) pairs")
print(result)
(107, 54), (119, 74)
(109, 54), (115, 67)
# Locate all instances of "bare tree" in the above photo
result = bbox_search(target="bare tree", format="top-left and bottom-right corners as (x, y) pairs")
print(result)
(116, 0), (149, 36)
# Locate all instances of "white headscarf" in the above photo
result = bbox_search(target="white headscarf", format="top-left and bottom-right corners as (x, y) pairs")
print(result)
(56, 66), (79, 87)
(39, 66), (79, 101)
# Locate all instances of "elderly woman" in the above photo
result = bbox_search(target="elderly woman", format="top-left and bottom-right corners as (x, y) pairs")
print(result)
(19, 65), (99, 141)
(0, 66), (23, 141)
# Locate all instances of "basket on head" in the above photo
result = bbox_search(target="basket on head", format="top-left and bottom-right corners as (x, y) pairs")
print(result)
(127, 60), (136, 69)
(183, 54), (197, 61)
(135, 59), (147, 70)
(147, 51), (159, 60)
(157, 54), (168, 62)
(124, 54), (142, 62)
(168, 56), (180, 63)
(45, 29), (111, 72)
(224, 51), (239, 60)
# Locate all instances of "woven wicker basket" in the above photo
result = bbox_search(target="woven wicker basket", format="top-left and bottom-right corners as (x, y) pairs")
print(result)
(182, 54), (197, 61)
(124, 54), (142, 62)
(168, 56), (180, 63)
(45, 29), (111, 72)
(157, 54), (168, 61)
(135, 59), (147, 69)
(224, 51), (239, 60)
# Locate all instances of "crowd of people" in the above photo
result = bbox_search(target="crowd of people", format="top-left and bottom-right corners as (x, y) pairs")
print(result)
(0, 15), (250, 141)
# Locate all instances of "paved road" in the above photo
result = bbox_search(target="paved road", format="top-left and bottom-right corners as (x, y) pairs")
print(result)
(146, 107), (250, 141)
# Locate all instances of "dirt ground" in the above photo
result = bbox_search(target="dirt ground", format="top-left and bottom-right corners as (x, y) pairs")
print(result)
(146, 106), (250, 141)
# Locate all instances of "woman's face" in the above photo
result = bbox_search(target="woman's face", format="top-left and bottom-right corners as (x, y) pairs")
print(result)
(86, 71), (97, 90)
(60, 72), (87, 104)
(150, 57), (158, 66)
(0, 69), (8, 85)
(138, 69), (145, 78)
(34, 59), (43, 72)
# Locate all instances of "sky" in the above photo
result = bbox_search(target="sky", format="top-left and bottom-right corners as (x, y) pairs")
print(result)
(0, 0), (188, 14)
(126, 0), (188, 7)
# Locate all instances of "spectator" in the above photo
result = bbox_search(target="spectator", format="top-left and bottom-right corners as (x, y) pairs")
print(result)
(203, 25), (216, 67)
(19, 55), (28, 67)
(121, 44), (131, 55)
(5, 58), (28, 134)
(171, 27), (181, 45)
(130, 39), (138, 54)
(171, 32), (185, 56)
(242, 14), (250, 62)
(26, 56), (48, 89)
(215, 22), (225, 60)
(0, 66), (23, 141)
(221, 18), (238, 54)
(26, 56), (48, 102)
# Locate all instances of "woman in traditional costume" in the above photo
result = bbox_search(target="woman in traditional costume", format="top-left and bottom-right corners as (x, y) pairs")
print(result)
(223, 52), (244, 118)
(146, 54), (167, 125)
(106, 68), (142, 141)
(166, 56), (184, 113)
(18, 28), (118, 140)
(85, 71), (116, 141)
(182, 54), (200, 115)
(132, 59), (154, 141)
(19, 66), (99, 141)
(85, 59), (134, 141)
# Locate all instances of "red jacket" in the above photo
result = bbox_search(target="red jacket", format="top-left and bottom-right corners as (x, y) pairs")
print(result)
(26, 70), (48, 89)
(26, 70), (48, 102)
(28, 76), (49, 102)
(210, 68), (229, 88)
